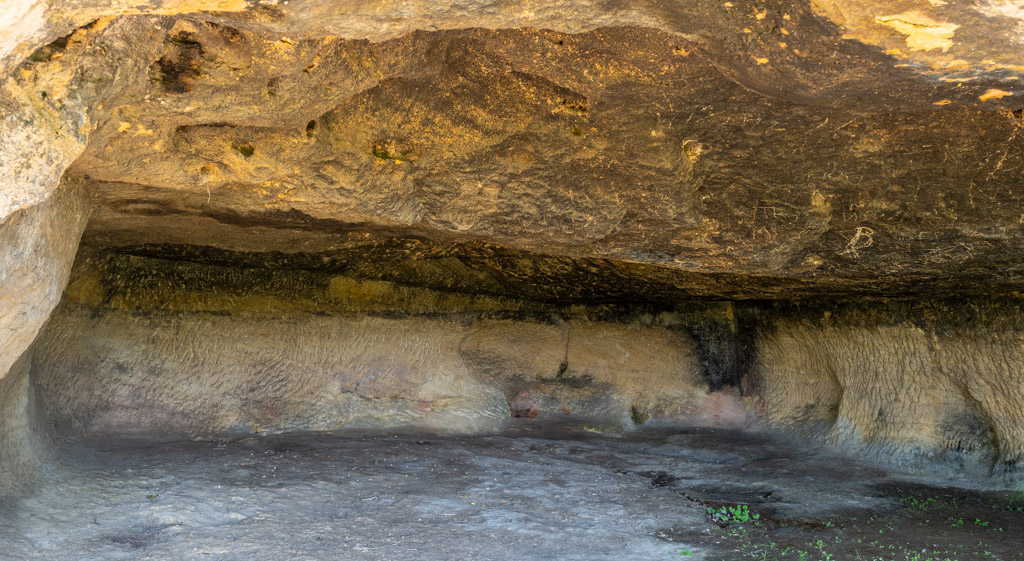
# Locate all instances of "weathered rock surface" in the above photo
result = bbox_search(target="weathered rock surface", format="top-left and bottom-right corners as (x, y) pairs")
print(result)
(2, 0), (1024, 496)
(65, 20), (1024, 297)
(0, 181), (87, 497)
(32, 306), (724, 436)
(25, 245), (1024, 484)
(0, 349), (49, 498)
(747, 299), (1024, 483)
(0, 181), (87, 387)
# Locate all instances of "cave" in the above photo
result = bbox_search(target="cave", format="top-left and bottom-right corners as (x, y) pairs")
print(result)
(1, 1), (1024, 559)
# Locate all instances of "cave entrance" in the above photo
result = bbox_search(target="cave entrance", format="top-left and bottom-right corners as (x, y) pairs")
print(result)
(2, 8), (1024, 560)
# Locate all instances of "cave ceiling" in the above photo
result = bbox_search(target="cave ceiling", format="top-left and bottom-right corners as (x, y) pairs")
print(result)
(8, 0), (1024, 303)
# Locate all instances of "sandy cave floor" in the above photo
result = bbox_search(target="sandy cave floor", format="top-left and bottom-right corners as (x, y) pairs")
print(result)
(1, 418), (1022, 561)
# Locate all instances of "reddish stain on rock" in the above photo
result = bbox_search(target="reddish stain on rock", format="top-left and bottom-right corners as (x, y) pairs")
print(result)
(509, 390), (538, 418)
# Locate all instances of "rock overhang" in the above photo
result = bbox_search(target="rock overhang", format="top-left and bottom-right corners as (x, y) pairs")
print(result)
(1, 0), (1024, 495)
(14, 13), (1016, 300)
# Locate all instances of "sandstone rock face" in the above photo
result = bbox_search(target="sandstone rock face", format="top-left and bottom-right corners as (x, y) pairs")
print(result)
(746, 299), (1024, 484)
(0, 349), (49, 497)
(2, 0), (1024, 496)
(32, 306), (717, 436)
(34, 309), (511, 435)
(0, 181), (88, 496)
(0, 181), (87, 386)
(66, 21), (1024, 297)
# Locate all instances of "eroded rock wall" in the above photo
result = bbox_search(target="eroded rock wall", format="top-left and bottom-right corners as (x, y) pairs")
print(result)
(0, 349), (49, 498)
(31, 277), (1024, 486)
(22, 243), (1024, 487)
(0, 181), (87, 498)
(0, 180), (88, 384)
(31, 305), (724, 437)
(748, 301), (1024, 483)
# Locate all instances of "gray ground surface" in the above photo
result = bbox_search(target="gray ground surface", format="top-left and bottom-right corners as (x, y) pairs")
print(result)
(0, 419), (964, 561)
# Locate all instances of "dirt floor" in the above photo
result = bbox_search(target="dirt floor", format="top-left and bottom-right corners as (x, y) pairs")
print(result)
(0, 418), (1021, 560)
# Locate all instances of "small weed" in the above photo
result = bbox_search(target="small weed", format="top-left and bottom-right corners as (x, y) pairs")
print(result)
(899, 492), (940, 510)
(687, 486), (1016, 560)
(707, 504), (759, 525)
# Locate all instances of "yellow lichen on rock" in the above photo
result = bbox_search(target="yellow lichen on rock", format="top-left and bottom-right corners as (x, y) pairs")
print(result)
(810, 0), (1024, 85)
(980, 88), (1013, 101)
(875, 11), (959, 52)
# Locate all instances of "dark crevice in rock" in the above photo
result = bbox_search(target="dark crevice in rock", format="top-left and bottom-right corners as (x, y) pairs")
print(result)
(684, 302), (742, 390)
(150, 31), (205, 93)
